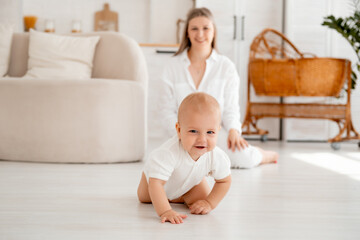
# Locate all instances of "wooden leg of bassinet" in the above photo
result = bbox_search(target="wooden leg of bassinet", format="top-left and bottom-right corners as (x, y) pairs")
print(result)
(329, 118), (360, 142)
(349, 119), (360, 137)
(242, 117), (269, 136)
(329, 120), (346, 142)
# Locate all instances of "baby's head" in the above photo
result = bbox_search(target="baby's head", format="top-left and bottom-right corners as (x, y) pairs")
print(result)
(176, 92), (221, 161)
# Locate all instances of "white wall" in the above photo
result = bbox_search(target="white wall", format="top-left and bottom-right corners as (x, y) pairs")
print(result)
(0, 0), (23, 31)
(19, 0), (192, 43)
(149, 0), (192, 43)
(22, 0), (150, 42)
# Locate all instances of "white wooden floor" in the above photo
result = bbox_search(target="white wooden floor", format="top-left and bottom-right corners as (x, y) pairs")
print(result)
(0, 140), (359, 240)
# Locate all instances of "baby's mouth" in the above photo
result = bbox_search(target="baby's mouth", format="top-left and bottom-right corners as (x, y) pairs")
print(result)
(195, 146), (206, 149)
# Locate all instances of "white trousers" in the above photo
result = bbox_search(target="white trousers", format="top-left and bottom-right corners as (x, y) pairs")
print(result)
(217, 128), (262, 169)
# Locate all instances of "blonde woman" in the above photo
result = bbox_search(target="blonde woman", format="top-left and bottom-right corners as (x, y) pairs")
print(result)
(159, 8), (278, 168)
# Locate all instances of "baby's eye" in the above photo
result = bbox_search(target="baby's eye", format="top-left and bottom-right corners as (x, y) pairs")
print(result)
(207, 131), (215, 134)
(189, 130), (198, 133)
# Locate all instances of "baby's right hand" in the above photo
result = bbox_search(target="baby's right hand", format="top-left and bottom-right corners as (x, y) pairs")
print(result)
(160, 209), (187, 224)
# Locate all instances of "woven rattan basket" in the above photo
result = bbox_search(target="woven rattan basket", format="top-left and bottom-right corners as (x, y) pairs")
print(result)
(249, 58), (349, 97)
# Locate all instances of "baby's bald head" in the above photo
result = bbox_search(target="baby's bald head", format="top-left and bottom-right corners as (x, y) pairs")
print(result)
(176, 93), (221, 160)
(178, 92), (221, 125)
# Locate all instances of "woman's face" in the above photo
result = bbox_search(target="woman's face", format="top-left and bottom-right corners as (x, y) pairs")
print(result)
(187, 16), (214, 50)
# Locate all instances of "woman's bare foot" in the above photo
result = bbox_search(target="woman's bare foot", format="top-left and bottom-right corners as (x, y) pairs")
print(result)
(258, 148), (279, 165)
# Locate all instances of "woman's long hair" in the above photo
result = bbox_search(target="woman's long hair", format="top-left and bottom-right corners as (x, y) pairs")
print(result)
(174, 7), (217, 56)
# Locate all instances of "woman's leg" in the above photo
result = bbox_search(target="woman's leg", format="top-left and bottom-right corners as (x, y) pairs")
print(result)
(217, 128), (278, 169)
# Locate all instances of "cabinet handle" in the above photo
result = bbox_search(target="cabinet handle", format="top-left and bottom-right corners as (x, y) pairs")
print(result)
(156, 50), (176, 54)
(241, 16), (245, 41)
(233, 15), (237, 40)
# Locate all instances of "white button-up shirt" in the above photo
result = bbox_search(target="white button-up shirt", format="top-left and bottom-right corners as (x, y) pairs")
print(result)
(159, 49), (242, 137)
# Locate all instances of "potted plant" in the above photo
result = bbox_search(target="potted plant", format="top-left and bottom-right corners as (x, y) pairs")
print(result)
(322, 0), (360, 90)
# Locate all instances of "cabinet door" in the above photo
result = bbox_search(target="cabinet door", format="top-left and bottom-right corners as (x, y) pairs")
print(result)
(284, 0), (357, 141)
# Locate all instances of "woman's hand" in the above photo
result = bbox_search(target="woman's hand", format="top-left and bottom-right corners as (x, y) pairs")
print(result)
(227, 129), (249, 152)
(189, 200), (213, 215)
(160, 209), (187, 224)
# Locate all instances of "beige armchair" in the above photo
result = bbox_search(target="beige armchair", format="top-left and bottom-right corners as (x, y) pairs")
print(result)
(0, 32), (147, 163)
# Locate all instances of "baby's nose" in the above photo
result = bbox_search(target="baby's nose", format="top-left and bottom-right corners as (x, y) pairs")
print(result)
(197, 133), (207, 142)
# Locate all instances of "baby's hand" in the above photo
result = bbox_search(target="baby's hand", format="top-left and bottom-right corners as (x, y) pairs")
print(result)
(189, 200), (213, 215)
(160, 209), (187, 224)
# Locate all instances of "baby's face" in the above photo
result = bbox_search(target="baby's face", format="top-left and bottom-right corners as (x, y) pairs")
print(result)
(176, 110), (220, 161)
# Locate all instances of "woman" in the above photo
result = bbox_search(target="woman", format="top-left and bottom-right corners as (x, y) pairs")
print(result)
(159, 7), (278, 168)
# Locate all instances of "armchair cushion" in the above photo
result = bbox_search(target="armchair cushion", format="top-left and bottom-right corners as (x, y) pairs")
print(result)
(24, 30), (100, 79)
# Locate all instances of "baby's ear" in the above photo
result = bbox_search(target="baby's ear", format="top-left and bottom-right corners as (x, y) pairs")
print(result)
(175, 122), (181, 138)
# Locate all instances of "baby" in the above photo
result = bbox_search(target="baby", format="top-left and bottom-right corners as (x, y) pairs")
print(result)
(137, 92), (231, 224)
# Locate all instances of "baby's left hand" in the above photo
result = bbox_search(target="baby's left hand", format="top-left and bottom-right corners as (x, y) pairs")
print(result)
(189, 200), (212, 215)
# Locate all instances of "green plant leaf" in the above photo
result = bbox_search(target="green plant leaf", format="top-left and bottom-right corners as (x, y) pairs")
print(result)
(322, 10), (360, 90)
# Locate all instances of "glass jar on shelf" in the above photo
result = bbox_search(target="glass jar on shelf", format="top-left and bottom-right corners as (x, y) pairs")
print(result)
(44, 19), (55, 33)
(71, 20), (82, 33)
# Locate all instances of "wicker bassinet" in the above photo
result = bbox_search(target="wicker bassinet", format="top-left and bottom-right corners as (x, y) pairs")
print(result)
(250, 58), (349, 97)
(242, 28), (359, 147)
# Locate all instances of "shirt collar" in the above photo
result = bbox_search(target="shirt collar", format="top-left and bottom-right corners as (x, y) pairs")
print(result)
(180, 48), (219, 65)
